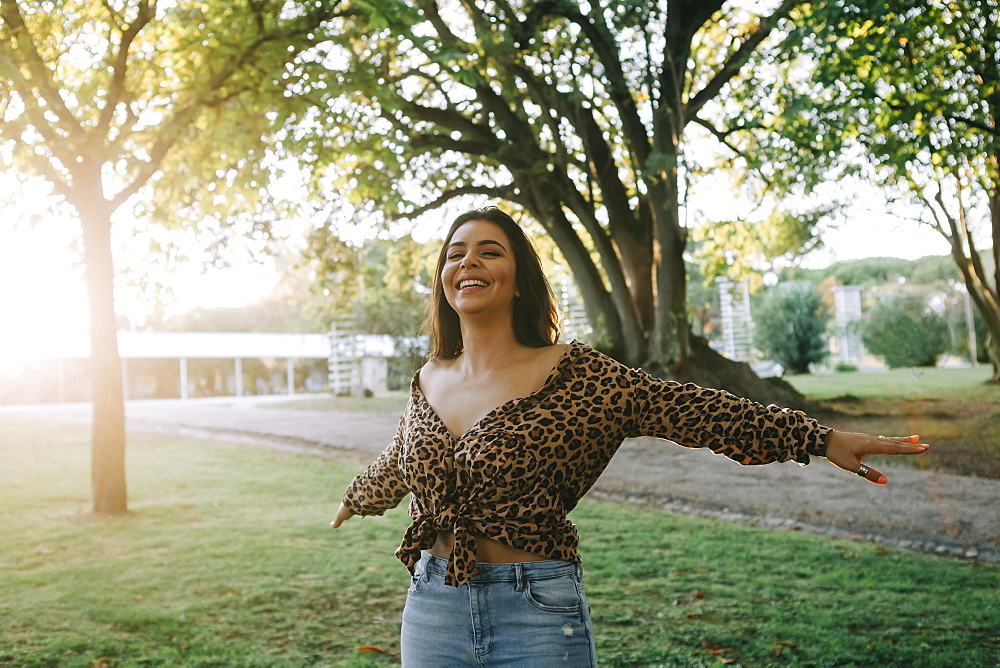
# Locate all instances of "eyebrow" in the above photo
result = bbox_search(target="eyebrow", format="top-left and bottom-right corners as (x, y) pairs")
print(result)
(448, 239), (507, 251)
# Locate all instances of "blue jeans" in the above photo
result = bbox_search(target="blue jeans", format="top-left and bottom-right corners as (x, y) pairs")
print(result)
(400, 552), (597, 667)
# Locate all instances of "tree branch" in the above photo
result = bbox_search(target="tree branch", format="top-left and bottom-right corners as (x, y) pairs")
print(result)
(98, 0), (154, 132)
(397, 184), (514, 220)
(943, 112), (999, 138)
(518, 0), (651, 165)
(685, 0), (801, 119)
(690, 115), (757, 156)
(0, 0), (84, 132)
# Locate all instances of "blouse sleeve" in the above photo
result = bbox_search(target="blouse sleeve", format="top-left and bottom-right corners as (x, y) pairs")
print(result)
(341, 406), (411, 516)
(621, 364), (831, 466)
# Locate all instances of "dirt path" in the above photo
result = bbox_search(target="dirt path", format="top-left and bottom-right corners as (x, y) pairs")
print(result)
(8, 396), (998, 562)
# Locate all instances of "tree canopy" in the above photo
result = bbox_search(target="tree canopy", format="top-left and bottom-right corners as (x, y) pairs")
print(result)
(774, 0), (1000, 380)
(296, 0), (818, 406)
(0, 0), (339, 512)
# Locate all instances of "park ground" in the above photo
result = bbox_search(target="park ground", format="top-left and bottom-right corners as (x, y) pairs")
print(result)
(1, 365), (998, 666)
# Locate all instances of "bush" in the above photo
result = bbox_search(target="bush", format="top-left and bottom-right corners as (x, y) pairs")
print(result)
(861, 295), (949, 368)
(753, 283), (829, 375)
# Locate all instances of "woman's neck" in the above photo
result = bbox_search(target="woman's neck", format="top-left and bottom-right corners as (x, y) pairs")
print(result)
(457, 320), (524, 376)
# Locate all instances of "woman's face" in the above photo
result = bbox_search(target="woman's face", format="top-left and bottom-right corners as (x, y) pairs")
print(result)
(441, 219), (518, 318)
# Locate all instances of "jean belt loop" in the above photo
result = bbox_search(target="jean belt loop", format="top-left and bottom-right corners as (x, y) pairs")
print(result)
(421, 552), (432, 582)
(513, 562), (525, 591)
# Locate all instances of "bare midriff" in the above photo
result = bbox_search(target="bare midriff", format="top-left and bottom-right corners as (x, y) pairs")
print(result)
(429, 530), (548, 563)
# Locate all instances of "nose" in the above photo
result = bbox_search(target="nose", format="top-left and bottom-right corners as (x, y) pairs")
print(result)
(460, 255), (478, 269)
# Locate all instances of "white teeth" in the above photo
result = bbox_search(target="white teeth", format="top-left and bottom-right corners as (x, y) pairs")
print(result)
(458, 279), (488, 289)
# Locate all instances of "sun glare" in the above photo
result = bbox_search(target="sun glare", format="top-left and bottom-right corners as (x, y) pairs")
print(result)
(0, 223), (90, 377)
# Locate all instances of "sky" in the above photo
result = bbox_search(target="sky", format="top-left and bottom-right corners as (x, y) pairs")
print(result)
(0, 176), (953, 378)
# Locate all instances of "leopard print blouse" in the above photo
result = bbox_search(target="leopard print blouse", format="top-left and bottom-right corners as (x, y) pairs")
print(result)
(341, 340), (831, 588)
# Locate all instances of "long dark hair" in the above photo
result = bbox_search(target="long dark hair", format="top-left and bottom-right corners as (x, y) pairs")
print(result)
(427, 206), (560, 359)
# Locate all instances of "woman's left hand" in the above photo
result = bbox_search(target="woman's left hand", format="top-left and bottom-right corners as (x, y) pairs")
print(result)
(823, 431), (929, 485)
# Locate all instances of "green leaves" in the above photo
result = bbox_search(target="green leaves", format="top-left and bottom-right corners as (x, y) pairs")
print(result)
(861, 294), (950, 369)
(693, 207), (830, 292)
(754, 283), (829, 375)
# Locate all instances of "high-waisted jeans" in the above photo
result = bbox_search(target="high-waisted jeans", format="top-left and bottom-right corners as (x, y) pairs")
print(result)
(400, 551), (597, 667)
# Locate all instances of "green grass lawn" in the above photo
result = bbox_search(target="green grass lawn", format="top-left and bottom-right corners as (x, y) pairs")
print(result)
(1, 416), (997, 666)
(786, 366), (1000, 479)
(786, 366), (998, 400)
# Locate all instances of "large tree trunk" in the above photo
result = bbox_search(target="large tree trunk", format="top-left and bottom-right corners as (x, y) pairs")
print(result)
(672, 335), (815, 412)
(75, 179), (127, 515)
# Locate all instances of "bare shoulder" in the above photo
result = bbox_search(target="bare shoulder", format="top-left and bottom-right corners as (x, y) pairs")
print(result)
(417, 357), (455, 392)
(533, 342), (571, 367)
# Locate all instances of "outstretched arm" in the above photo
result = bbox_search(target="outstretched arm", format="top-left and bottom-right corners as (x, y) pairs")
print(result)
(823, 432), (929, 485)
(330, 502), (354, 528)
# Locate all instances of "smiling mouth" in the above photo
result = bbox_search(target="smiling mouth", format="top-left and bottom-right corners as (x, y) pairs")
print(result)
(458, 279), (488, 289)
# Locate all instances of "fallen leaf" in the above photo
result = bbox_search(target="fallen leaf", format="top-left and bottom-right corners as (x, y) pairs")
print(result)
(774, 641), (798, 649)
(358, 646), (391, 654)
(691, 590), (705, 599)
(719, 658), (737, 665)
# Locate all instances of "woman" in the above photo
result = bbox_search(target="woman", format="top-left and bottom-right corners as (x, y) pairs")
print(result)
(330, 206), (928, 666)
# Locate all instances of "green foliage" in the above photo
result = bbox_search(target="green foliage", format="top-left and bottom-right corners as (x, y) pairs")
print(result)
(693, 207), (829, 291)
(305, 230), (435, 351)
(783, 252), (988, 288)
(861, 295), (950, 368)
(771, 0), (1000, 374)
(753, 283), (829, 374)
(0, 0), (337, 224)
(293, 0), (821, 368)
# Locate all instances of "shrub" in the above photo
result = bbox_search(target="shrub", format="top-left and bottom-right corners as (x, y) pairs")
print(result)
(753, 283), (829, 375)
(861, 295), (949, 368)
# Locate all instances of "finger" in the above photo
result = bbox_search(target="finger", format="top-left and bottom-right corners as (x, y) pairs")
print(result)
(856, 463), (887, 486)
(872, 434), (929, 454)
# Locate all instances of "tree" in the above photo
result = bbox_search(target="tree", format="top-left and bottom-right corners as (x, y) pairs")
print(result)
(861, 294), (949, 369)
(300, 0), (819, 407)
(692, 207), (829, 292)
(754, 282), (828, 375)
(776, 0), (1000, 381)
(0, 0), (337, 513)
(306, 231), (434, 342)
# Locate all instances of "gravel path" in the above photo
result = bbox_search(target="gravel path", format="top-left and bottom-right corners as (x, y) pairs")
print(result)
(8, 395), (998, 562)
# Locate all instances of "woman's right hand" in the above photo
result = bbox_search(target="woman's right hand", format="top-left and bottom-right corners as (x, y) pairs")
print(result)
(330, 502), (354, 528)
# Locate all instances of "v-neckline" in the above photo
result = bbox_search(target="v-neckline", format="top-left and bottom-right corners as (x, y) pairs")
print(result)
(414, 341), (579, 442)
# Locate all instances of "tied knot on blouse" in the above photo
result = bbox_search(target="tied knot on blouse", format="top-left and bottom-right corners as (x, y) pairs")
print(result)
(398, 499), (475, 587)
(397, 427), (542, 587)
